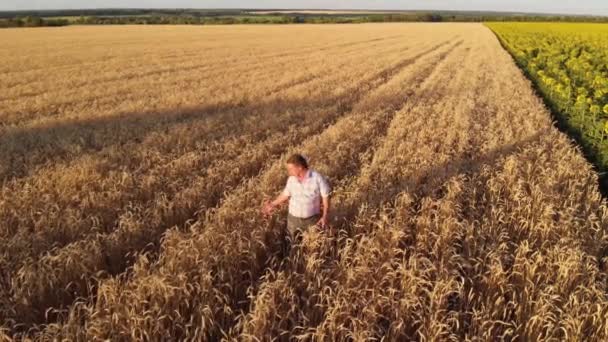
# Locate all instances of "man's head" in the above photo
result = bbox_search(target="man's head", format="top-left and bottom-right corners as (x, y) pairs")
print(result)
(286, 153), (309, 177)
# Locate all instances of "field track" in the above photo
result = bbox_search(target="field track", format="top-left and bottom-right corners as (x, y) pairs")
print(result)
(1, 23), (607, 340)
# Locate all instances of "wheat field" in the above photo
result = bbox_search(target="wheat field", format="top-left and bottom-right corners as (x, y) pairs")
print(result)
(1, 23), (607, 341)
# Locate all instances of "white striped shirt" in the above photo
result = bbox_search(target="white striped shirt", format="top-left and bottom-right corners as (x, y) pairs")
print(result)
(281, 169), (331, 218)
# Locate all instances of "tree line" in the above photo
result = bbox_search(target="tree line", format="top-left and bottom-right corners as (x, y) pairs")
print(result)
(1, 11), (607, 28)
(0, 16), (70, 28)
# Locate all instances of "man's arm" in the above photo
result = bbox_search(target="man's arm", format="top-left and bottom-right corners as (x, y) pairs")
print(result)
(262, 187), (290, 216)
(271, 193), (290, 208)
(317, 173), (331, 228)
(317, 195), (330, 228)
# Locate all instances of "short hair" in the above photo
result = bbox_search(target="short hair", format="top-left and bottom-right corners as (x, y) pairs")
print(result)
(286, 153), (308, 169)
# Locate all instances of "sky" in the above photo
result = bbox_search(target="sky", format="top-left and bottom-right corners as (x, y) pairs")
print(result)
(1, 0), (607, 16)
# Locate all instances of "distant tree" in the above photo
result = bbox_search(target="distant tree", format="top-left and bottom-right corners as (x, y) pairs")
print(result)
(22, 16), (43, 27)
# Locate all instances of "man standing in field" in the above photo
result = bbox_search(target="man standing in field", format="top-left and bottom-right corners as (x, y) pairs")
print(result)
(261, 154), (331, 245)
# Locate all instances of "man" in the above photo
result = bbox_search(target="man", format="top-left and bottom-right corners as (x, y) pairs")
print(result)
(261, 153), (331, 244)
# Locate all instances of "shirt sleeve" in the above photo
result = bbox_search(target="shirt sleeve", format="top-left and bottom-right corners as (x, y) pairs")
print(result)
(281, 178), (291, 197)
(318, 174), (331, 197)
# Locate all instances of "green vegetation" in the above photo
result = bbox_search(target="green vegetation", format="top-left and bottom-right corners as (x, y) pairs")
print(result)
(1, 9), (607, 28)
(0, 16), (69, 27)
(488, 22), (608, 184)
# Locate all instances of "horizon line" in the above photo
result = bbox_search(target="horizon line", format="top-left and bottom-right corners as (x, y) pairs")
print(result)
(0, 7), (606, 18)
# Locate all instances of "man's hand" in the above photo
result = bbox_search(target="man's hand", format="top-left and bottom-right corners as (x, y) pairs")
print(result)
(317, 196), (330, 229)
(316, 215), (328, 228)
(262, 193), (289, 217)
(261, 200), (275, 217)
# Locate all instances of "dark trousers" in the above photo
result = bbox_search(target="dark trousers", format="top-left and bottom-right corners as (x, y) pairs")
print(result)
(286, 213), (320, 244)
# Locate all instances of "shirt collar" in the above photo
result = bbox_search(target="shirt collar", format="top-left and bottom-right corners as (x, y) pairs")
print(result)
(297, 169), (311, 182)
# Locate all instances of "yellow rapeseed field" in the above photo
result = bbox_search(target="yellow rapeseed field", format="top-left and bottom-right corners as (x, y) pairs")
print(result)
(0, 23), (607, 340)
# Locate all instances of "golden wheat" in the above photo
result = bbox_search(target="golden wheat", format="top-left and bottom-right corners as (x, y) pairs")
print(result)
(0, 23), (606, 341)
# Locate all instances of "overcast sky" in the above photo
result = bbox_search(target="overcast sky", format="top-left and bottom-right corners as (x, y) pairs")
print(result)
(1, 1), (607, 16)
